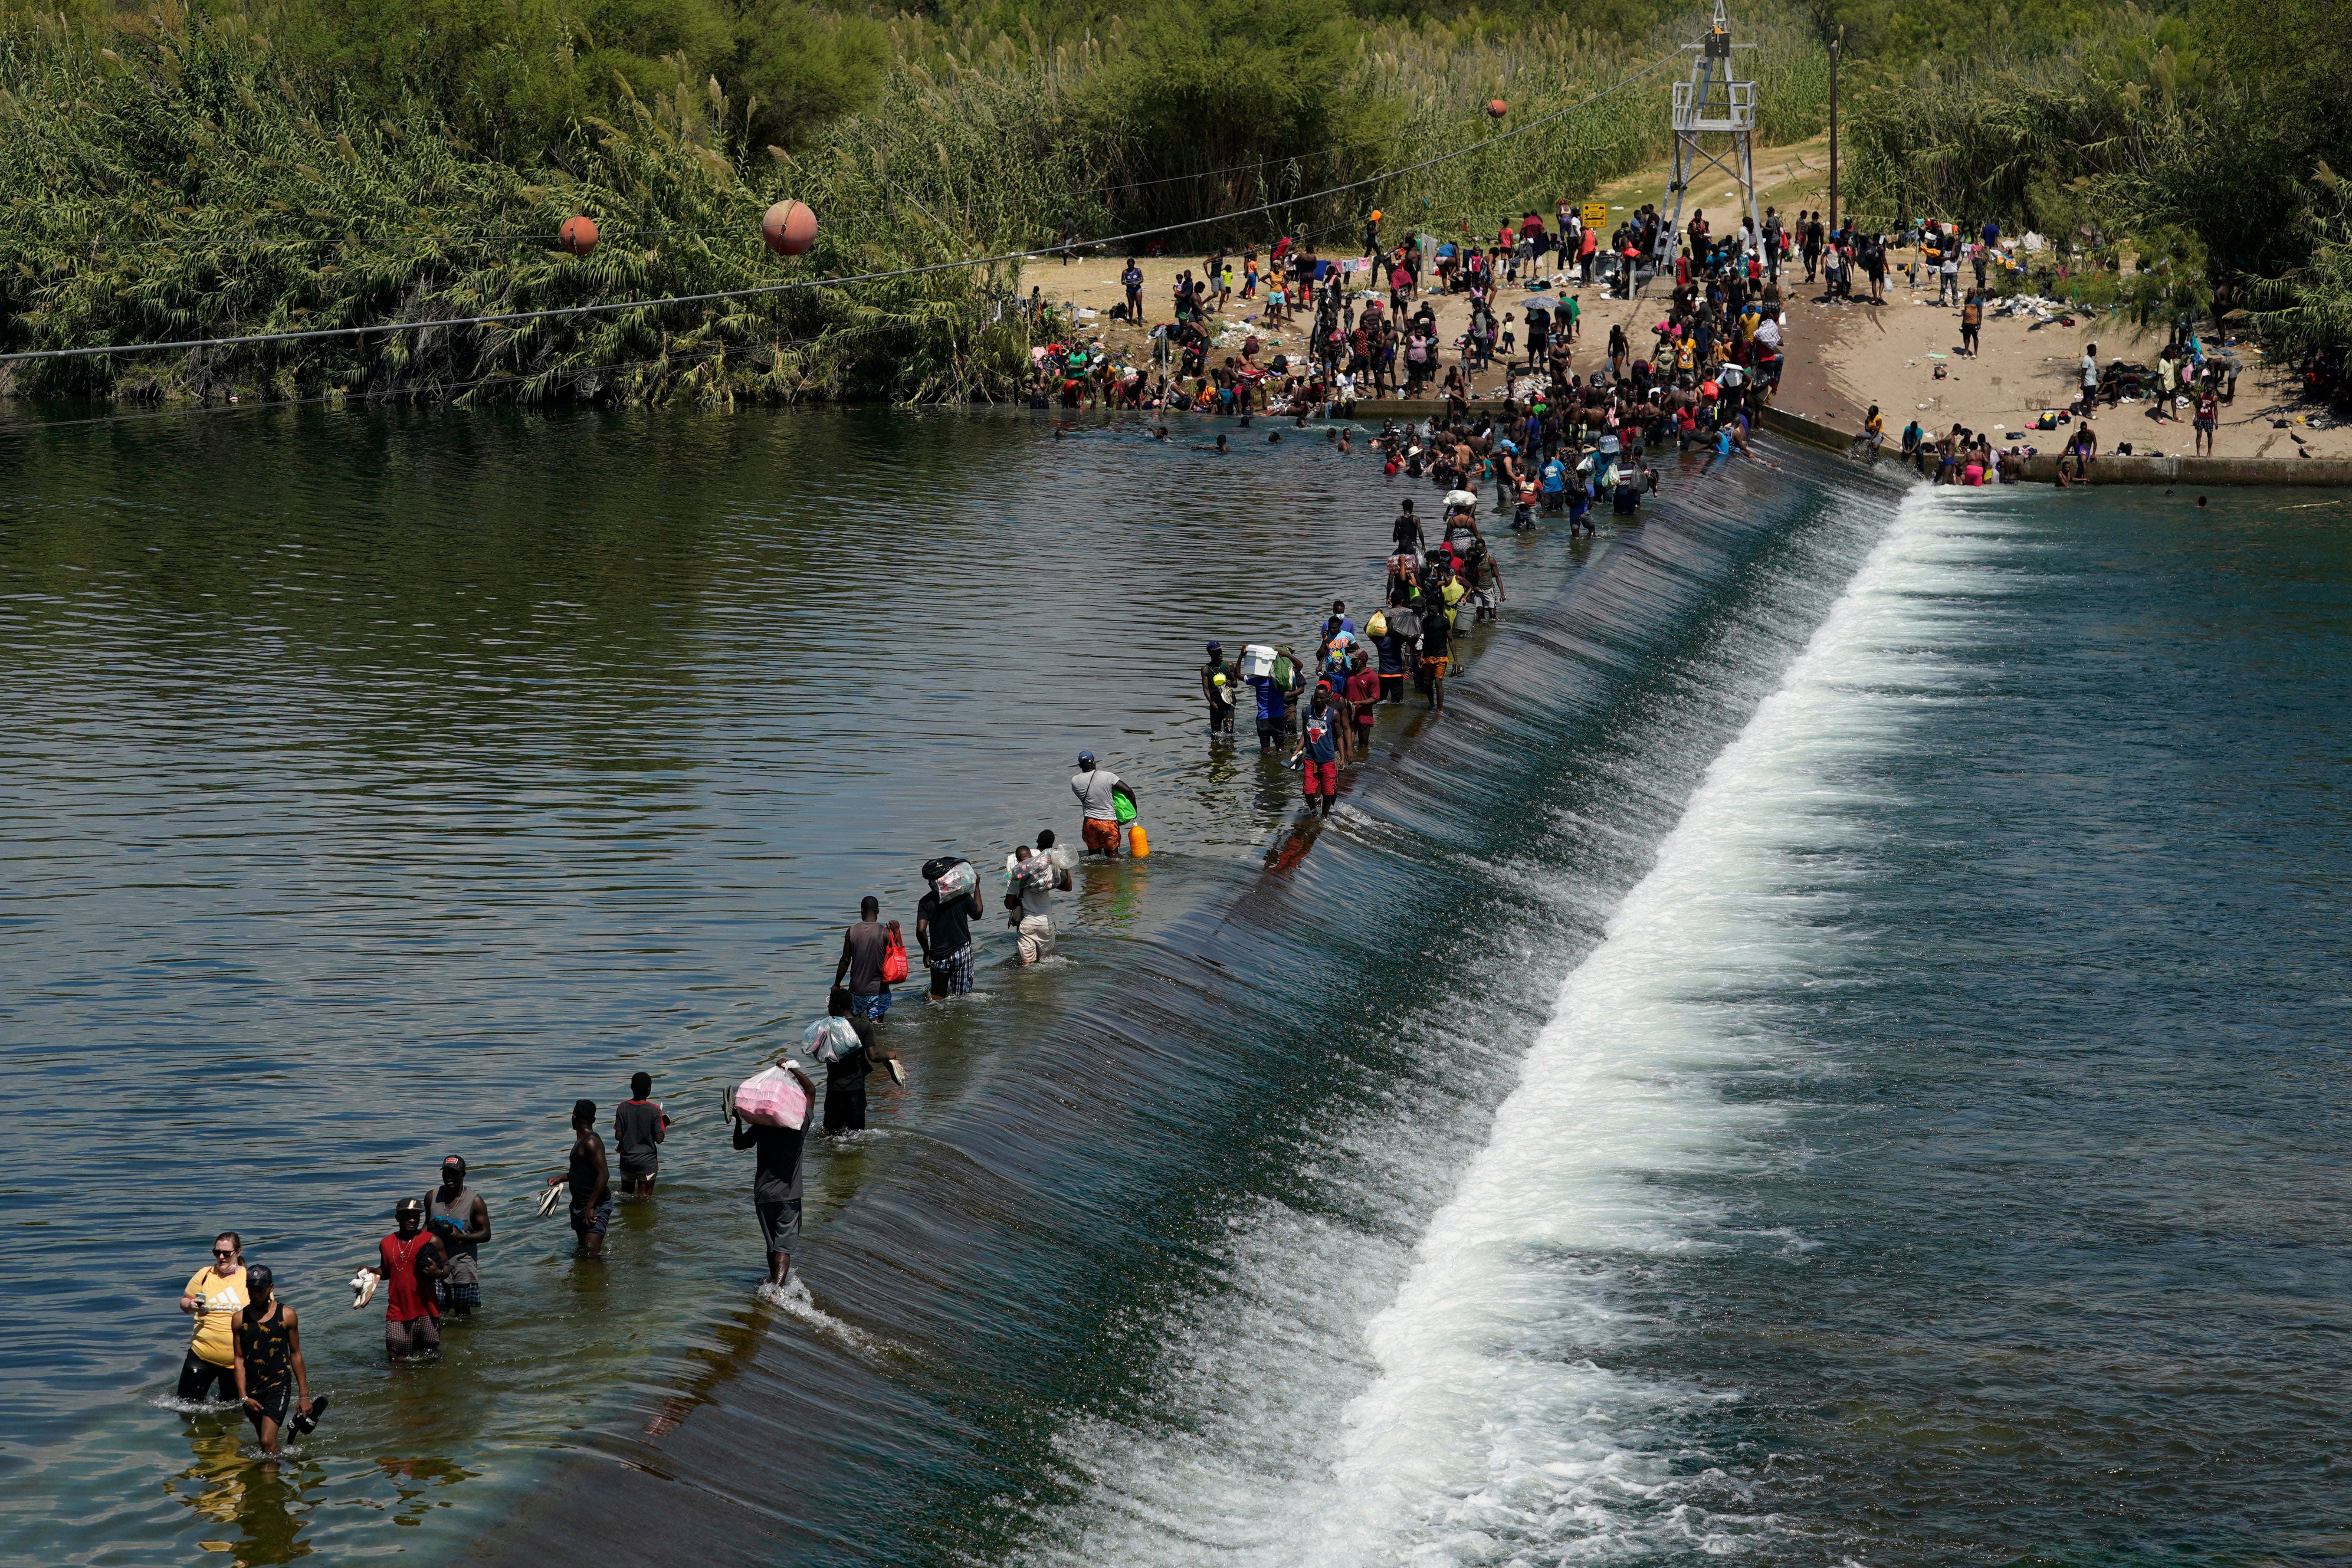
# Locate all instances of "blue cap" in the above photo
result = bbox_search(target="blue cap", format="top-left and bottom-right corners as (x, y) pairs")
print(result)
(1078, 751), (1096, 765)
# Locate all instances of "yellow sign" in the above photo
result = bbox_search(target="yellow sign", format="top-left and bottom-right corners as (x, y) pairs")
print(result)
(1581, 201), (1609, 227)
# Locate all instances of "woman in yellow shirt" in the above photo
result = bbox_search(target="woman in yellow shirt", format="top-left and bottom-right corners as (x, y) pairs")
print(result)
(177, 1231), (248, 1402)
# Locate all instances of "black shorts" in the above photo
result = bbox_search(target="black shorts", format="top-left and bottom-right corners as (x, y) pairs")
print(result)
(246, 1382), (292, 1427)
(1380, 674), (1404, 702)
(756, 1197), (802, 1253)
(177, 1351), (235, 1403)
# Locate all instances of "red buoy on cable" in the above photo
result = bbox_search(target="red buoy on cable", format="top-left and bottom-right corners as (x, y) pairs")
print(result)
(761, 200), (818, 256)
(558, 215), (599, 256)
(1487, 98), (1508, 118)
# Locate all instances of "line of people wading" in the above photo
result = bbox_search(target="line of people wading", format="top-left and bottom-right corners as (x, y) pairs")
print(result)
(161, 317), (1692, 1457)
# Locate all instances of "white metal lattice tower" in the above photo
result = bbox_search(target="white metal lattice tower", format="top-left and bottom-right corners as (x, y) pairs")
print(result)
(1657, 0), (1760, 268)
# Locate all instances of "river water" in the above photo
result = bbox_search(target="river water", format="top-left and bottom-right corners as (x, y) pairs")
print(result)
(0, 407), (2344, 1567)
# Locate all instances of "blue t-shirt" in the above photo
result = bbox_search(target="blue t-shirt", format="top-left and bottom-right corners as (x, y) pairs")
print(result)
(1247, 674), (1287, 722)
(1301, 708), (1339, 763)
(1568, 480), (1591, 516)
(1540, 459), (1566, 493)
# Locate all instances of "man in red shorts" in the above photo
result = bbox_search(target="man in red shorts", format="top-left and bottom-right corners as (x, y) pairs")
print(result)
(1288, 689), (1342, 817)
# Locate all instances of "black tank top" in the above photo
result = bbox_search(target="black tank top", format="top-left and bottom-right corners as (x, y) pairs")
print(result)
(236, 1302), (292, 1389)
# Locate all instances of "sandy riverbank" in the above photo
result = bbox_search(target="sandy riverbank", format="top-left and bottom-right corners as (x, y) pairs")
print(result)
(1804, 265), (2350, 461)
(1023, 137), (1856, 418)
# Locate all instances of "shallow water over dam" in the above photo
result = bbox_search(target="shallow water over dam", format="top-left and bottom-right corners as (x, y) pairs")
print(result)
(2, 406), (2344, 1566)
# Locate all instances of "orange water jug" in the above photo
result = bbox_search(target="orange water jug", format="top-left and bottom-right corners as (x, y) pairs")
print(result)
(1126, 823), (1150, 858)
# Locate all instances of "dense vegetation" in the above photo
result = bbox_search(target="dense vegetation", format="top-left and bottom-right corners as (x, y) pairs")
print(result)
(1834, 0), (2352, 358)
(0, 0), (1843, 404)
(6, 0), (2345, 406)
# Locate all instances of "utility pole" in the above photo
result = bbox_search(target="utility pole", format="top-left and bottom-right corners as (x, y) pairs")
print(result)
(1827, 26), (1841, 232)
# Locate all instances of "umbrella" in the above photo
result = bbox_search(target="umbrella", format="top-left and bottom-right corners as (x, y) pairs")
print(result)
(1444, 489), (1479, 508)
(1519, 296), (1560, 310)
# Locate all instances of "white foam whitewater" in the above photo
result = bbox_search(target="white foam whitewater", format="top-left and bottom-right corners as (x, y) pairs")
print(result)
(1007, 488), (2008, 1566)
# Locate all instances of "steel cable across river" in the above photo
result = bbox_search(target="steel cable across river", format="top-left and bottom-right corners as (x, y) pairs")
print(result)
(1, 401), (2347, 1567)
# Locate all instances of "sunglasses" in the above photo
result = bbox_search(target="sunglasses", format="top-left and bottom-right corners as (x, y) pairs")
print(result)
(211, 1248), (237, 1257)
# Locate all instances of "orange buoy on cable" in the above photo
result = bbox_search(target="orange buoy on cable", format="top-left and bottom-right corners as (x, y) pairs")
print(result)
(1487, 98), (1508, 118)
(558, 215), (599, 256)
(761, 200), (818, 256)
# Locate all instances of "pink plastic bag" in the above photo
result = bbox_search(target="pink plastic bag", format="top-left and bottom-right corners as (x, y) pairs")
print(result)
(732, 1065), (810, 1128)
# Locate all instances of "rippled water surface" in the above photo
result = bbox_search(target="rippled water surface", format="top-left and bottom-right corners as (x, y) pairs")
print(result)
(3, 407), (2346, 1568)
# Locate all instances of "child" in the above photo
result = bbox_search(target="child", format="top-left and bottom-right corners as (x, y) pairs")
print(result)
(1499, 313), (1517, 361)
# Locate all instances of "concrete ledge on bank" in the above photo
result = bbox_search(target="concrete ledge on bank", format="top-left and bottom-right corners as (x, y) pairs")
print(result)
(1759, 406), (1863, 456)
(2018, 453), (2352, 487)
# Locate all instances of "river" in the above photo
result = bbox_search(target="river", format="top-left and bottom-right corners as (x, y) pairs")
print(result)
(1, 406), (2344, 1566)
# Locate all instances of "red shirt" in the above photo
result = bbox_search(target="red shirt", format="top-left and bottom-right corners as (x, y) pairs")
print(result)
(1344, 669), (1380, 713)
(379, 1232), (442, 1322)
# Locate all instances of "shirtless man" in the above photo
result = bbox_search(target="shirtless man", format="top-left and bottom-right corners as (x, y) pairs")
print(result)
(545, 1100), (612, 1259)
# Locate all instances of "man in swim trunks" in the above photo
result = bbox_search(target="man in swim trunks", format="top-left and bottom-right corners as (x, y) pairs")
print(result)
(421, 1156), (491, 1315)
(367, 1198), (449, 1359)
(230, 1264), (320, 1454)
(177, 1230), (248, 1403)
(613, 1077), (666, 1196)
(544, 1100), (611, 1259)
(730, 1057), (817, 1289)
(1070, 751), (1130, 857)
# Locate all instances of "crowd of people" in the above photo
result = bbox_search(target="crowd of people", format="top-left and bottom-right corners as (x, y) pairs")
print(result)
(164, 199), (1830, 1466)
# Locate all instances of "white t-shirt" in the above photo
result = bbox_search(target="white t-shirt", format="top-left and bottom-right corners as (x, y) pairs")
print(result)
(2081, 352), (2099, 387)
(1070, 767), (1123, 821)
